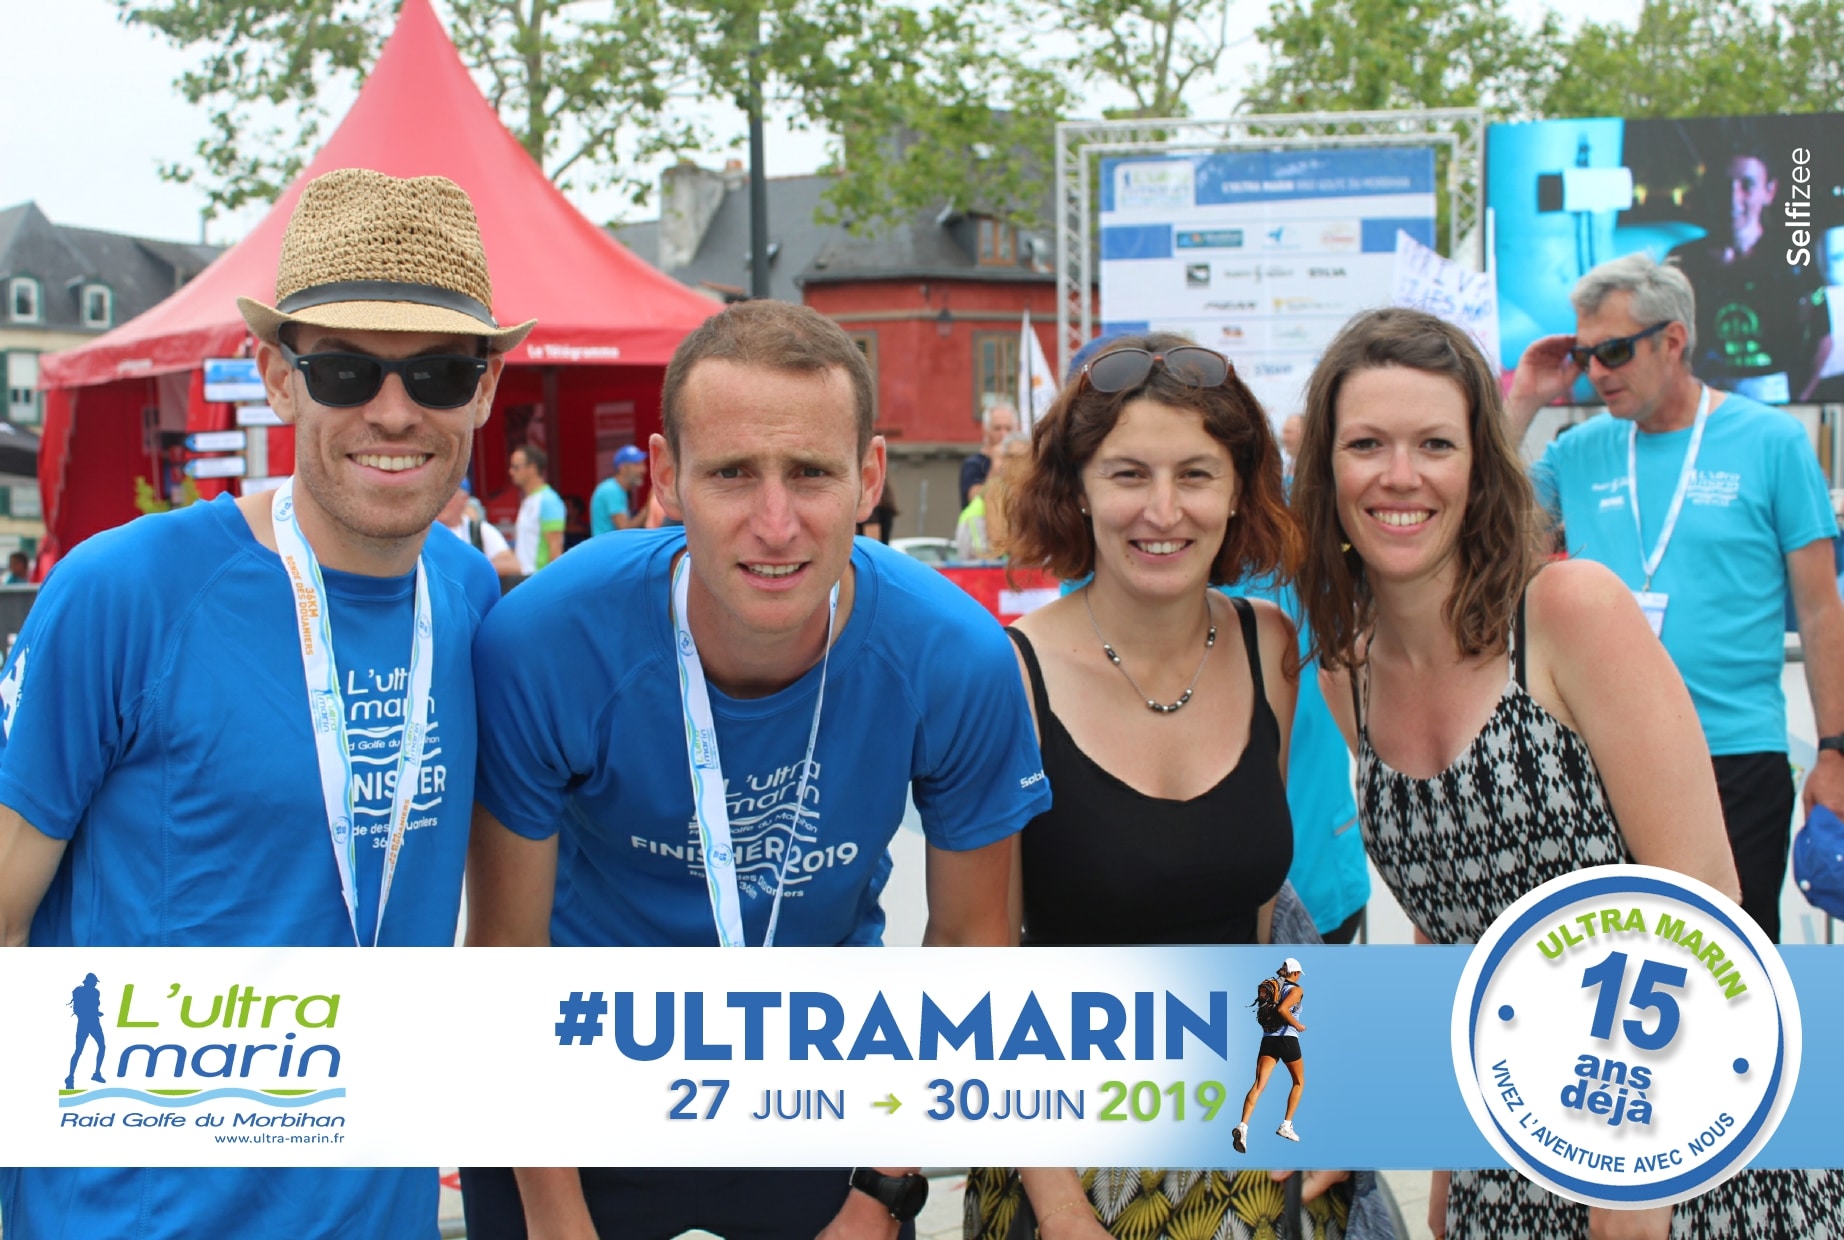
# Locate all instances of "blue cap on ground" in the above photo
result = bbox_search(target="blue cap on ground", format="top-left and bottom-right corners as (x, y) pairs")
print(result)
(614, 444), (647, 467)
(1066, 333), (1137, 383)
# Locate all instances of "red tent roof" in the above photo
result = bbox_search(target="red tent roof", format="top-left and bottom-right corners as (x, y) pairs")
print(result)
(41, 0), (715, 389)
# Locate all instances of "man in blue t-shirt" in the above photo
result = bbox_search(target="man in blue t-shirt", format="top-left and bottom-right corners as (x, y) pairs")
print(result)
(590, 443), (649, 534)
(1508, 251), (1844, 941)
(466, 300), (1049, 1239)
(0, 168), (524, 1240)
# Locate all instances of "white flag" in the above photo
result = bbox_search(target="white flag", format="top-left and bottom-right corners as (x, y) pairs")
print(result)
(1018, 311), (1057, 432)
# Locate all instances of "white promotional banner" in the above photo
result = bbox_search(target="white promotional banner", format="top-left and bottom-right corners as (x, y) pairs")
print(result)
(6, 937), (1832, 1171)
(1097, 148), (1437, 421)
(7, 948), (1309, 1168)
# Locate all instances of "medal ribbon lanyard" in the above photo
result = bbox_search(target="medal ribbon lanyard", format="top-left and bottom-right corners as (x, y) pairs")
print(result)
(273, 479), (435, 948)
(671, 554), (837, 948)
(1627, 384), (1711, 592)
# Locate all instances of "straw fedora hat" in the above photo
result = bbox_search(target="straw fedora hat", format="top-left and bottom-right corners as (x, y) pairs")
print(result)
(238, 168), (536, 350)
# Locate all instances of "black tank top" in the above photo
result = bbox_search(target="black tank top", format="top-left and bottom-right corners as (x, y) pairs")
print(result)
(1007, 596), (1293, 946)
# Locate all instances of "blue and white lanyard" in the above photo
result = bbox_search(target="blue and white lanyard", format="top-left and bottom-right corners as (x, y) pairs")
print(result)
(1627, 385), (1711, 592)
(273, 478), (435, 947)
(671, 554), (836, 948)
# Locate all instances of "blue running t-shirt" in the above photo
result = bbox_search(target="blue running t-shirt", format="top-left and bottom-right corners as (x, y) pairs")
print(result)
(1532, 394), (1836, 755)
(0, 494), (499, 1240)
(475, 529), (1051, 947)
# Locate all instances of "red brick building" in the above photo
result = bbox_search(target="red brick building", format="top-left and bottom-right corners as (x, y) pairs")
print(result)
(614, 164), (1094, 537)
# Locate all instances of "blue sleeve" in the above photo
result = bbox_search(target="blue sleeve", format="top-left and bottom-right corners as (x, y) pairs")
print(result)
(1768, 420), (1838, 554)
(472, 599), (575, 840)
(0, 544), (158, 839)
(1530, 438), (1562, 518)
(538, 489), (566, 530)
(590, 483), (629, 537)
(909, 618), (1051, 852)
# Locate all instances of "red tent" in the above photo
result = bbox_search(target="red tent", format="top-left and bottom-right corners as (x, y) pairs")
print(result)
(37, 0), (716, 563)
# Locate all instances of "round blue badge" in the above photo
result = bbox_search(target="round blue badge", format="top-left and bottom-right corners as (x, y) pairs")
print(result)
(1451, 864), (1798, 1208)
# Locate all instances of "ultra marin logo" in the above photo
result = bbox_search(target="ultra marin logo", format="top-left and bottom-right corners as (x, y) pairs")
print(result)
(58, 971), (348, 1128)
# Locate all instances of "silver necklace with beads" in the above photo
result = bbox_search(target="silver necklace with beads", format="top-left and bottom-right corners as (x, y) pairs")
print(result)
(1082, 585), (1216, 714)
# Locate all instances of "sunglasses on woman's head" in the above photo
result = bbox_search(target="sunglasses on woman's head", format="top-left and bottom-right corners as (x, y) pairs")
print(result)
(1567, 321), (1670, 371)
(1079, 345), (1232, 394)
(279, 342), (489, 410)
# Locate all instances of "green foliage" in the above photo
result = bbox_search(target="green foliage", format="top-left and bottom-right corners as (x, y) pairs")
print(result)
(1246, 0), (1561, 116)
(116, 0), (1059, 230)
(116, 0), (392, 215)
(1026, 0), (1237, 119)
(1245, 0), (1844, 121)
(1544, 0), (1844, 118)
(117, 0), (704, 217)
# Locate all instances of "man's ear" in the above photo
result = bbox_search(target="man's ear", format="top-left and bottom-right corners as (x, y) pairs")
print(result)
(856, 435), (889, 525)
(473, 354), (506, 428)
(650, 432), (684, 522)
(255, 337), (301, 426)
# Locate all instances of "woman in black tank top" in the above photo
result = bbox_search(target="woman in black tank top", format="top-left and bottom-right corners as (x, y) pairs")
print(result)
(974, 334), (1304, 1236)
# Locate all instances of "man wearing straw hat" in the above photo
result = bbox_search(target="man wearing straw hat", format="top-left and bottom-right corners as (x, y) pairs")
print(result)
(464, 298), (1049, 1238)
(0, 167), (527, 1239)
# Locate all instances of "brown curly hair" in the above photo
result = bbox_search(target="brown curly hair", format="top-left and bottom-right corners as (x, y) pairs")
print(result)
(1292, 308), (1549, 672)
(1002, 333), (1299, 589)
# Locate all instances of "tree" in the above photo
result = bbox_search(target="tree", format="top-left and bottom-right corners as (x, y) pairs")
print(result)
(116, 0), (1062, 230)
(1245, 0), (1561, 116)
(115, 0), (699, 219)
(1022, 0), (1238, 120)
(1544, 0), (1844, 118)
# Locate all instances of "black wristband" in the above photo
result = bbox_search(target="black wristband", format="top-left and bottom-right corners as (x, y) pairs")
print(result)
(849, 1167), (930, 1221)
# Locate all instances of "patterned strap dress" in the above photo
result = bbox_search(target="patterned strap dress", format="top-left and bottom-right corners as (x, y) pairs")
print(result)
(1355, 591), (1844, 1239)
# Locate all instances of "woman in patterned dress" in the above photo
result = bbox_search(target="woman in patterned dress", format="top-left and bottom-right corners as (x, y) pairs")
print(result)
(1293, 307), (1843, 1239)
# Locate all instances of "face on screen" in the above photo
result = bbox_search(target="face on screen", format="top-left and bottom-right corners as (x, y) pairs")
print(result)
(1824, 227), (1844, 287)
(1724, 155), (1776, 243)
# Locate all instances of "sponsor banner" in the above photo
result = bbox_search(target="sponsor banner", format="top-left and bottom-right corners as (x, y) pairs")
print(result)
(1488, 113), (1843, 402)
(1100, 148), (1436, 420)
(5, 933), (1838, 1170)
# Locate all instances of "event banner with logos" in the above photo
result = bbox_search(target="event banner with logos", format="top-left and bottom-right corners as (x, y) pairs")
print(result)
(1488, 113), (1844, 403)
(3, 870), (1840, 1192)
(1096, 147), (1436, 421)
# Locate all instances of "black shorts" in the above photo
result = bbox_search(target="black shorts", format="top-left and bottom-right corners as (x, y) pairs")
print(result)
(458, 1167), (916, 1240)
(1258, 1035), (1302, 1064)
(1712, 751), (1795, 942)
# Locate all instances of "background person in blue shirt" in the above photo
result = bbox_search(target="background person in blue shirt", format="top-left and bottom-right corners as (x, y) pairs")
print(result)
(1507, 252), (1844, 941)
(463, 299), (1048, 1240)
(590, 443), (650, 534)
(0, 169), (519, 1239)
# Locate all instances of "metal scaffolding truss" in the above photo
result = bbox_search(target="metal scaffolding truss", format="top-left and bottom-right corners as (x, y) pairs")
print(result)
(1053, 108), (1487, 376)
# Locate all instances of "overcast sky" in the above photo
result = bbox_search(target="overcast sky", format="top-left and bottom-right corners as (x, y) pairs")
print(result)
(3, 0), (1638, 247)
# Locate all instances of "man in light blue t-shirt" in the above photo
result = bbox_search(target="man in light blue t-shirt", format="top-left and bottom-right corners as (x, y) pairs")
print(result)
(464, 300), (1049, 1240)
(0, 169), (524, 1239)
(590, 443), (649, 534)
(1508, 252), (1844, 941)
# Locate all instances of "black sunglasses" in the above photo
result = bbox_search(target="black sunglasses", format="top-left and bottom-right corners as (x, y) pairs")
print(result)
(1567, 321), (1670, 371)
(279, 342), (489, 410)
(1080, 345), (1232, 394)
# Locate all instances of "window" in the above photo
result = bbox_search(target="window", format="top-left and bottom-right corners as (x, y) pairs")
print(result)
(6, 486), (37, 519)
(82, 284), (112, 329)
(973, 332), (1018, 417)
(8, 278), (40, 324)
(977, 217), (1016, 266)
(5, 353), (39, 425)
(848, 331), (879, 415)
